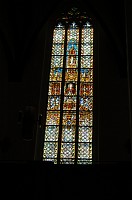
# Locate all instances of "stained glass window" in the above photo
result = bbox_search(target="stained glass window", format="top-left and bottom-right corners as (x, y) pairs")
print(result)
(43, 7), (94, 164)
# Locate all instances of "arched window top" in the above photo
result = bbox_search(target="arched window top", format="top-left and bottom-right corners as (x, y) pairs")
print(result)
(56, 7), (93, 27)
(43, 6), (94, 165)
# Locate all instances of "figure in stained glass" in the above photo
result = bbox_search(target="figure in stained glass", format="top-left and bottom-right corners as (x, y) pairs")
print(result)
(65, 83), (76, 95)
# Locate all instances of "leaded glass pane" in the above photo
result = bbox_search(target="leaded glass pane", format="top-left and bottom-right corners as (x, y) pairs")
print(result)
(78, 127), (92, 142)
(43, 158), (57, 164)
(81, 43), (93, 55)
(67, 23), (79, 43)
(67, 43), (78, 55)
(60, 143), (75, 158)
(49, 68), (63, 81)
(64, 82), (77, 96)
(60, 158), (75, 164)
(48, 82), (61, 95)
(62, 126), (76, 142)
(79, 96), (93, 111)
(44, 126), (59, 141)
(80, 68), (93, 82)
(51, 56), (64, 68)
(52, 43), (64, 55)
(66, 56), (78, 68)
(63, 111), (76, 126)
(47, 96), (61, 110)
(63, 96), (76, 110)
(46, 111), (60, 125)
(77, 159), (92, 164)
(78, 143), (92, 159)
(82, 28), (93, 43)
(65, 68), (78, 81)
(81, 56), (93, 68)
(79, 111), (93, 126)
(80, 83), (93, 96)
(43, 142), (58, 158)
(53, 27), (65, 43)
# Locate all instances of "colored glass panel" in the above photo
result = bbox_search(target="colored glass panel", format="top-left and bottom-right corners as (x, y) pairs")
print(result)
(80, 68), (93, 82)
(79, 96), (93, 111)
(78, 143), (92, 159)
(60, 158), (75, 164)
(62, 126), (76, 142)
(81, 56), (93, 68)
(65, 68), (78, 81)
(46, 111), (60, 125)
(48, 82), (61, 95)
(80, 83), (93, 96)
(63, 111), (76, 126)
(79, 111), (93, 126)
(67, 23), (79, 43)
(66, 56), (78, 68)
(77, 159), (92, 164)
(64, 82), (77, 96)
(49, 68), (63, 81)
(47, 96), (61, 110)
(60, 143), (75, 158)
(51, 56), (64, 68)
(43, 158), (57, 164)
(63, 96), (76, 110)
(81, 43), (93, 55)
(52, 43), (64, 55)
(53, 26), (65, 43)
(43, 142), (58, 158)
(78, 127), (92, 142)
(82, 28), (93, 43)
(44, 126), (59, 141)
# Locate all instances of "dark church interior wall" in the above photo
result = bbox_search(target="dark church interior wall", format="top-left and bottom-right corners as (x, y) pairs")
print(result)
(0, 0), (131, 163)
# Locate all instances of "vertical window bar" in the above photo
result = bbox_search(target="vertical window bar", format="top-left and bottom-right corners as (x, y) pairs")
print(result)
(75, 23), (82, 164)
(57, 24), (68, 164)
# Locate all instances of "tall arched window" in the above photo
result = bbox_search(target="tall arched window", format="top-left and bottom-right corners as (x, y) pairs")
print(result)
(43, 7), (94, 164)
